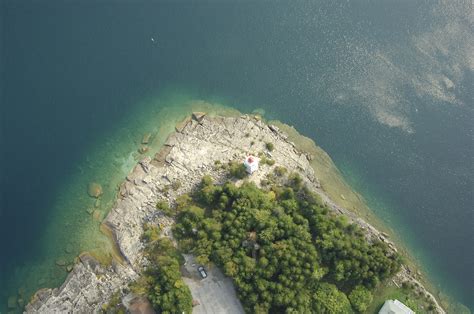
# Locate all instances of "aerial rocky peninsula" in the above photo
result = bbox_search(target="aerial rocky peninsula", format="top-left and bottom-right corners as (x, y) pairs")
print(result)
(25, 113), (445, 313)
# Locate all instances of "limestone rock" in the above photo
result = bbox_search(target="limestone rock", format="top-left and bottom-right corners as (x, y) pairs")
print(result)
(25, 254), (137, 313)
(192, 111), (206, 122)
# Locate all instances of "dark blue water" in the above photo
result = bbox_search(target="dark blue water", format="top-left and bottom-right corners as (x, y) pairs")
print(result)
(1, 0), (472, 311)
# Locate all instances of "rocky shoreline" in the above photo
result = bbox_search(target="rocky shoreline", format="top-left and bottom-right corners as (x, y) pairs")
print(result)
(25, 114), (445, 313)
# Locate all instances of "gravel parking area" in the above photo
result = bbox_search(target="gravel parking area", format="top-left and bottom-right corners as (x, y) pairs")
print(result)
(182, 254), (244, 314)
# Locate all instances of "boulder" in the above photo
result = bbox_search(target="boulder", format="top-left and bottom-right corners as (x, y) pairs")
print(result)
(87, 183), (103, 198)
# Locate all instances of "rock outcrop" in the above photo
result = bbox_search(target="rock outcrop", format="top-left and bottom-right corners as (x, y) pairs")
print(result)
(25, 114), (444, 313)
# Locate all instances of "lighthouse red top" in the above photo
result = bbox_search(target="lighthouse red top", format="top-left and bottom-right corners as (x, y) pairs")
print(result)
(247, 156), (254, 164)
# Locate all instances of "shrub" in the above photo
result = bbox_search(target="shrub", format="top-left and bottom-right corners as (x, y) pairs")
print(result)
(274, 166), (287, 177)
(265, 142), (274, 151)
(142, 223), (161, 243)
(229, 161), (247, 179)
(156, 200), (173, 216)
(288, 172), (303, 190)
(171, 180), (182, 191)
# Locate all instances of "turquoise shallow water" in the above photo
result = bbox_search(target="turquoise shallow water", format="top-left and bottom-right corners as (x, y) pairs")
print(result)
(1, 1), (473, 312)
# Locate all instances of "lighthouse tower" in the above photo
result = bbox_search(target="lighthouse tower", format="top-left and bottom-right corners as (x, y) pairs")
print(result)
(244, 155), (259, 174)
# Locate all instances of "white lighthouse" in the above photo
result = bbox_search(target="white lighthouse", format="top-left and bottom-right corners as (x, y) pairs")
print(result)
(244, 155), (259, 174)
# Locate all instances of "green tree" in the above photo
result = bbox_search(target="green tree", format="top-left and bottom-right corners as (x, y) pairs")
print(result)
(173, 176), (399, 313)
(313, 283), (352, 314)
(348, 285), (373, 313)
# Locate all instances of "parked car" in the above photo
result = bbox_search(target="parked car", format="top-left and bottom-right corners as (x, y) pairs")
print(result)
(198, 266), (207, 279)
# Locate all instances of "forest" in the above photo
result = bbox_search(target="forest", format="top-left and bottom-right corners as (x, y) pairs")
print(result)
(171, 168), (401, 313)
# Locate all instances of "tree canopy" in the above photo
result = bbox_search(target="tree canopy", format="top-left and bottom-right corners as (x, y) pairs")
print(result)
(132, 235), (193, 314)
(173, 172), (400, 313)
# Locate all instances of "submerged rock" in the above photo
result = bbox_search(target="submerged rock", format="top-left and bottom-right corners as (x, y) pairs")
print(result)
(65, 244), (73, 254)
(141, 133), (152, 145)
(87, 183), (103, 198)
(93, 210), (102, 221)
(442, 76), (454, 90)
(138, 145), (149, 154)
(8, 295), (17, 308)
(56, 258), (67, 267)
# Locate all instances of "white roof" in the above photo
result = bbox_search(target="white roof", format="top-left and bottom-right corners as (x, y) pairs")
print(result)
(379, 300), (415, 314)
(244, 156), (258, 165)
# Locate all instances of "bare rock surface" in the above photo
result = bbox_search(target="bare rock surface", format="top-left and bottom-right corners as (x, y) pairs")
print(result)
(25, 114), (444, 313)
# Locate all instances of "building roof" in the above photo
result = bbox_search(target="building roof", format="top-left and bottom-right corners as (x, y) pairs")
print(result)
(244, 155), (258, 166)
(378, 300), (415, 314)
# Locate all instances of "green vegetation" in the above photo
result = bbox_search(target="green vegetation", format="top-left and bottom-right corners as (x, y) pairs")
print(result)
(259, 154), (276, 166)
(156, 200), (174, 216)
(273, 166), (287, 177)
(265, 142), (274, 151)
(142, 223), (161, 243)
(228, 161), (247, 179)
(368, 281), (438, 314)
(349, 285), (373, 313)
(171, 180), (182, 191)
(101, 290), (126, 314)
(173, 173), (401, 313)
(130, 237), (193, 314)
(313, 282), (352, 313)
